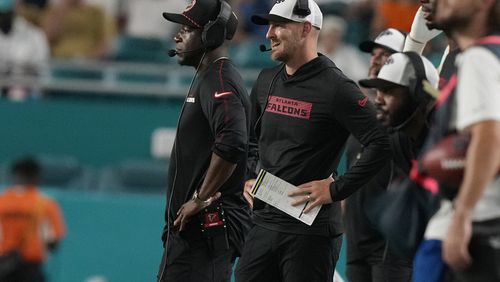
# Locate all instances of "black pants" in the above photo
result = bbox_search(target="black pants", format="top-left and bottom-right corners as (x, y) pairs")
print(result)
(3, 262), (45, 282)
(451, 218), (500, 282)
(157, 232), (234, 282)
(235, 225), (342, 282)
(346, 245), (413, 282)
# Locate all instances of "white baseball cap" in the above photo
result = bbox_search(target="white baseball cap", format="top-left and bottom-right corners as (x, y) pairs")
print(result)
(359, 52), (439, 92)
(359, 28), (406, 53)
(251, 0), (323, 30)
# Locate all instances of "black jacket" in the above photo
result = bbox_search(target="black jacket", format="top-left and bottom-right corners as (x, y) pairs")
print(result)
(163, 59), (251, 253)
(248, 55), (391, 236)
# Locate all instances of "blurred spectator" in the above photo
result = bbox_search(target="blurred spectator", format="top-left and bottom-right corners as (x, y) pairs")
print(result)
(342, 0), (375, 45)
(359, 27), (405, 78)
(319, 15), (368, 83)
(17, 0), (48, 26)
(42, 0), (114, 59)
(0, 157), (66, 282)
(120, 0), (186, 39)
(235, 0), (270, 38)
(0, 0), (49, 100)
(372, 0), (419, 36)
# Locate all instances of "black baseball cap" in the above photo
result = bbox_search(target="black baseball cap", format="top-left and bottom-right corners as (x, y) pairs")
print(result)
(163, 0), (220, 29)
(163, 0), (238, 40)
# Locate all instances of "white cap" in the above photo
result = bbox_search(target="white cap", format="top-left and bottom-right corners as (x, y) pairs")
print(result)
(359, 28), (406, 53)
(251, 0), (323, 30)
(359, 52), (439, 93)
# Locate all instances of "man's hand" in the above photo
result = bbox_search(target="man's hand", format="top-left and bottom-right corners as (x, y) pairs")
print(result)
(243, 179), (256, 208)
(173, 192), (221, 231)
(443, 212), (473, 270)
(288, 177), (334, 213)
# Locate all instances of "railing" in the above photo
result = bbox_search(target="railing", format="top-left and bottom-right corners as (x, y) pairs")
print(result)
(0, 59), (261, 98)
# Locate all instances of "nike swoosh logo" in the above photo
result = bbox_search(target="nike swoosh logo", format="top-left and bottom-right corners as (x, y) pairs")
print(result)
(358, 96), (369, 107)
(214, 91), (233, 98)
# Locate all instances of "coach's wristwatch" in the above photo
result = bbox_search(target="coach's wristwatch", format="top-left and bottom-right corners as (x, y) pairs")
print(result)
(192, 191), (212, 208)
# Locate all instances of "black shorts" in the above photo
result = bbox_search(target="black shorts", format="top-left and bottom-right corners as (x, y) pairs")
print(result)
(235, 225), (342, 282)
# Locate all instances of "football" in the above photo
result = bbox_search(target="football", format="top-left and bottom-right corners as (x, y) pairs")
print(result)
(421, 133), (470, 188)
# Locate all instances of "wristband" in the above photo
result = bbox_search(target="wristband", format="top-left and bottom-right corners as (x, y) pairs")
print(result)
(403, 36), (426, 53)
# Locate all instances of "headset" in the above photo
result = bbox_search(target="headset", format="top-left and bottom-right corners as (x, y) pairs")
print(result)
(388, 51), (434, 134)
(294, 0), (311, 17)
(404, 51), (429, 107)
(202, 0), (237, 50)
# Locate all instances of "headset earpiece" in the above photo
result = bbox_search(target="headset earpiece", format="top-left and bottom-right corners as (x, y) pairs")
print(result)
(403, 51), (427, 106)
(293, 0), (311, 17)
(202, 0), (232, 50)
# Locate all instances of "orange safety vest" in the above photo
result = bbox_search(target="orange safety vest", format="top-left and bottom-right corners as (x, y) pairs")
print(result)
(0, 186), (66, 263)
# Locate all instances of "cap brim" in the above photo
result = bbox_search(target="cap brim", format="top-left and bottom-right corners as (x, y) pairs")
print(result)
(251, 14), (294, 25)
(162, 12), (199, 28)
(359, 78), (404, 90)
(359, 41), (398, 53)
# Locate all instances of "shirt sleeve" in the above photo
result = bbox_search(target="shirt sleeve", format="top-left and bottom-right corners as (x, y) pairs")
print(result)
(45, 198), (66, 241)
(456, 47), (500, 131)
(329, 79), (392, 201)
(199, 61), (248, 164)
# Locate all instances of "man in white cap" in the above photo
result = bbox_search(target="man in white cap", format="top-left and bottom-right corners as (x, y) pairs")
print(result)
(359, 52), (438, 129)
(341, 26), (406, 282)
(359, 28), (406, 79)
(343, 52), (439, 282)
(237, 0), (391, 281)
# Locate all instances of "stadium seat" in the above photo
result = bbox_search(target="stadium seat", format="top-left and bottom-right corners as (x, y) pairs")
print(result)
(97, 159), (169, 194)
(111, 35), (172, 64)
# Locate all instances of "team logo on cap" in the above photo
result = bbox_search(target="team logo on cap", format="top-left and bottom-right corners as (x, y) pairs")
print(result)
(184, 0), (196, 12)
(384, 57), (394, 65)
(376, 29), (393, 40)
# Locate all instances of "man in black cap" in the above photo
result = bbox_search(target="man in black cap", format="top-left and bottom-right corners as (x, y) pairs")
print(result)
(157, 1), (251, 281)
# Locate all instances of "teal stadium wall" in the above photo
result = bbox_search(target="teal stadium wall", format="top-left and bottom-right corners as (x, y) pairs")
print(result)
(0, 98), (181, 166)
(0, 98), (347, 281)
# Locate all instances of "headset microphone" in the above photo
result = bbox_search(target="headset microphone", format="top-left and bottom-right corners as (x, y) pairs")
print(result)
(167, 48), (204, 57)
(259, 44), (271, 52)
(167, 49), (178, 57)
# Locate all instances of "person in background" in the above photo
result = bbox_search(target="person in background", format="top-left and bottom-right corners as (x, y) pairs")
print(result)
(17, 0), (48, 27)
(319, 15), (368, 83)
(347, 51), (439, 281)
(403, 1), (461, 281)
(432, 0), (500, 280)
(359, 27), (406, 79)
(0, 157), (66, 282)
(157, 0), (251, 281)
(42, 0), (113, 59)
(0, 0), (48, 100)
(342, 29), (405, 277)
